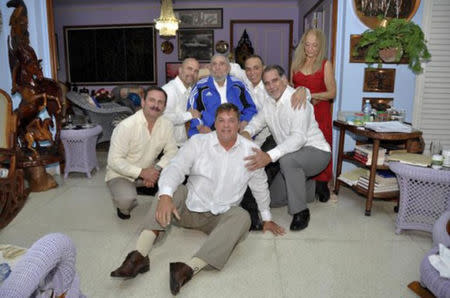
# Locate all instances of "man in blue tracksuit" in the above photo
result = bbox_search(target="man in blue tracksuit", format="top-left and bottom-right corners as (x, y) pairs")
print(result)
(187, 54), (257, 137)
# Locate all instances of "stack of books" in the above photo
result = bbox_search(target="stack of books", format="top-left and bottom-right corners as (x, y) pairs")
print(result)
(354, 144), (386, 166)
(356, 170), (399, 193)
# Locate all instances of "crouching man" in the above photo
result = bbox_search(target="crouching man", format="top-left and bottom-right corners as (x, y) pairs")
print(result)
(110, 103), (285, 295)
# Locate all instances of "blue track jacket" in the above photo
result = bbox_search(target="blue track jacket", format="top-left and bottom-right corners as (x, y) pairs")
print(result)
(187, 75), (257, 137)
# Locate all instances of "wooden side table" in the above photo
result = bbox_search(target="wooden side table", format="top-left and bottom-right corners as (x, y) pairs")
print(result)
(333, 120), (422, 216)
(60, 125), (102, 178)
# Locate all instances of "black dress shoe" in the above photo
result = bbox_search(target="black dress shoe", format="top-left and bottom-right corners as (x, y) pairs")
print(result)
(316, 181), (330, 203)
(290, 209), (310, 231)
(117, 208), (130, 220)
(136, 186), (158, 196)
(249, 211), (263, 231)
(170, 262), (194, 295)
(110, 250), (149, 278)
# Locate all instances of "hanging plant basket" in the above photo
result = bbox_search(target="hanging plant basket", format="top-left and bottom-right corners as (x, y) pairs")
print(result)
(379, 47), (403, 63)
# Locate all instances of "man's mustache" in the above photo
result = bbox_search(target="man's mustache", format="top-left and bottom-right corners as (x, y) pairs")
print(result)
(149, 106), (161, 112)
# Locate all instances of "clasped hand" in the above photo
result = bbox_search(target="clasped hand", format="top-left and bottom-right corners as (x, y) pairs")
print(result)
(140, 166), (160, 188)
(244, 147), (272, 171)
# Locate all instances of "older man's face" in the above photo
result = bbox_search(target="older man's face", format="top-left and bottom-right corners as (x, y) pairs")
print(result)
(179, 59), (200, 87)
(263, 69), (288, 101)
(211, 56), (230, 82)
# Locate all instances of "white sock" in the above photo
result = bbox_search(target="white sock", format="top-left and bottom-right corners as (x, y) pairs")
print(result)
(136, 229), (157, 257)
(186, 257), (208, 275)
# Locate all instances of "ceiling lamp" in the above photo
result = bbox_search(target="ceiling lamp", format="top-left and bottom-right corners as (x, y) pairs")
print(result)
(155, 0), (179, 38)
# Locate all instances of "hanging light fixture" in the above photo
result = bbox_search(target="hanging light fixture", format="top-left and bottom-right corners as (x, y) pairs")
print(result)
(155, 0), (180, 38)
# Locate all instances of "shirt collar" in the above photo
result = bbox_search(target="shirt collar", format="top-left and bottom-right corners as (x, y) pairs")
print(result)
(211, 131), (242, 151)
(174, 76), (188, 93)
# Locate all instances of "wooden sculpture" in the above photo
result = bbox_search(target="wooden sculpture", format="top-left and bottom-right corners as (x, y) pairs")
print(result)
(7, 0), (64, 191)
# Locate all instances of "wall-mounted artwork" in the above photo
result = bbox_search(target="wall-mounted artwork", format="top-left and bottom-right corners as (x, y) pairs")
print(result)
(353, 0), (421, 29)
(363, 68), (396, 93)
(174, 8), (223, 29)
(178, 29), (214, 61)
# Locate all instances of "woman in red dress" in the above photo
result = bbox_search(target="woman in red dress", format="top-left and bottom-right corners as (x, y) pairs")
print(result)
(290, 28), (336, 202)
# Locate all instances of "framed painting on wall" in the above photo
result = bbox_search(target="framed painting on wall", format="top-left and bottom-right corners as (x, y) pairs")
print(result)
(363, 68), (396, 93)
(174, 8), (223, 29)
(178, 29), (214, 61)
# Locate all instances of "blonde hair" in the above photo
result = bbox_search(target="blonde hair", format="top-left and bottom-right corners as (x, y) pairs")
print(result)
(291, 28), (327, 74)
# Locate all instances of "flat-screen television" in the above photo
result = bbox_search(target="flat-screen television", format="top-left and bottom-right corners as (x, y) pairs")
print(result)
(64, 24), (156, 85)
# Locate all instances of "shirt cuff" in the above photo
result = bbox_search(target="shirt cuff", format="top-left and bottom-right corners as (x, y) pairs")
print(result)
(260, 210), (272, 222)
(183, 111), (193, 122)
(130, 165), (143, 179)
(158, 186), (175, 200)
(267, 147), (282, 162)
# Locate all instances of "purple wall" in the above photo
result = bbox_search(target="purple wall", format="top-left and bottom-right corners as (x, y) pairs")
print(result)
(54, 0), (299, 90)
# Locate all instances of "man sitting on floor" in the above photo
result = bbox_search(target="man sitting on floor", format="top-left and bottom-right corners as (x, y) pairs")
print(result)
(105, 86), (178, 220)
(242, 65), (331, 231)
(110, 103), (285, 295)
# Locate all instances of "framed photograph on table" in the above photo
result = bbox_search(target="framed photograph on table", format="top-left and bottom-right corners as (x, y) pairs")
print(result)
(174, 8), (223, 29)
(363, 68), (396, 93)
(178, 29), (214, 61)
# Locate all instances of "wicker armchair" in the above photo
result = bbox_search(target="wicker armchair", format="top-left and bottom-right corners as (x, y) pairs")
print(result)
(0, 233), (85, 297)
(389, 162), (450, 234)
(0, 89), (29, 229)
(66, 91), (134, 143)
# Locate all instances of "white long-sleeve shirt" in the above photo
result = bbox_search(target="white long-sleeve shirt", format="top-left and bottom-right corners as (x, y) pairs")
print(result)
(105, 110), (178, 182)
(244, 86), (330, 162)
(229, 62), (271, 146)
(158, 132), (272, 221)
(162, 76), (192, 146)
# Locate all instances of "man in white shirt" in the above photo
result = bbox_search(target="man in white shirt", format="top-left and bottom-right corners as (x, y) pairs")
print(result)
(106, 86), (178, 220)
(162, 58), (202, 147)
(242, 65), (331, 231)
(110, 103), (285, 295)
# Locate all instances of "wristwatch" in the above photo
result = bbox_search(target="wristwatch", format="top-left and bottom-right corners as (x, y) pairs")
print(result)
(154, 165), (162, 172)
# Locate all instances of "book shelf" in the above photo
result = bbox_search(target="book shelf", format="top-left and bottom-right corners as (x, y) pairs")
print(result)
(333, 120), (422, 216)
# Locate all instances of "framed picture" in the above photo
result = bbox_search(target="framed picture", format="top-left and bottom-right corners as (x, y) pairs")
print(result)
(174, 8), (223, 29)
(178, 29), (214, 61)
(165, 62), (209, 82)
(353, 0), (421, 29)
(363, 68), (396, 93)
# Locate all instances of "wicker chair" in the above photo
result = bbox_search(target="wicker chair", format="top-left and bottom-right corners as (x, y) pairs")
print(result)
(66, 91), (133, 143)
(0, 233), (85, 297)
(0, 89), (29, 229)
(389, 162), (450, 234)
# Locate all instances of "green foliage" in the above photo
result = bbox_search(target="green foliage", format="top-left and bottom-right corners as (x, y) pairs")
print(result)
(354, 18), (431, 73)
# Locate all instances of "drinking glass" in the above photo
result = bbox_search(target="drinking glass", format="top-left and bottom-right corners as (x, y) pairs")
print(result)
(430, 140), (442, 155)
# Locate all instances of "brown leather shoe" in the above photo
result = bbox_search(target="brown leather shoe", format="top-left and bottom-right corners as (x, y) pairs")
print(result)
(110, 250), (149, 278)
(170, 262), (194, 295)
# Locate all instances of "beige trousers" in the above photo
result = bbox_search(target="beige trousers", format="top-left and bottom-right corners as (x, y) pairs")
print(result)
(143, 185), (251, 270)
(107, 177), (146, 211)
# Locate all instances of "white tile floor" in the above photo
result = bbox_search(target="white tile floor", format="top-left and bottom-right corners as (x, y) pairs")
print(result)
(0, 152), (431, 297)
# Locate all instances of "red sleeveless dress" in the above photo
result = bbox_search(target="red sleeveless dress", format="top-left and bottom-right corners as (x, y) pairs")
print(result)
(292, 60), (332, 182)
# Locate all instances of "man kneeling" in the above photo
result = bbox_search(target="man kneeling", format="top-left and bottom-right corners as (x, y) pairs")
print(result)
(110, 103), (285, 295)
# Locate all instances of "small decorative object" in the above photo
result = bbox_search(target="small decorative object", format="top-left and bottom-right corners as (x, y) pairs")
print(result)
(174, 8), (223, 29)
(353, 18), (431, 73)
(215, 40), (229, 54)
(235, 30), (255, 69)
(94, 88), (113, 103)
(353, 0), (421, 29)
(154, 0), (180, 37)
(363, 68), (396, 93)
(362, 97), (393, 112)
(178, 29), (214, 60)
(161, 40), (174, 54)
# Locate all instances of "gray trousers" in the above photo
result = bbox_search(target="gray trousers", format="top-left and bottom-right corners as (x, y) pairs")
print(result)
(107, 177), (145, 211)
(270, 146), (331, 215)
(143, 185), (251, 270)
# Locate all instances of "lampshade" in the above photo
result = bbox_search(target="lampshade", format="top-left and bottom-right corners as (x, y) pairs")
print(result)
(154, 0), (180, 37)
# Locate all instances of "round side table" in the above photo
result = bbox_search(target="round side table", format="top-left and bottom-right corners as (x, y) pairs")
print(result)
(60, 125), (102, 178)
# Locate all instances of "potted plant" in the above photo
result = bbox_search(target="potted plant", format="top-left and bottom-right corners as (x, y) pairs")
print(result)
(353, 18), (431, 73)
